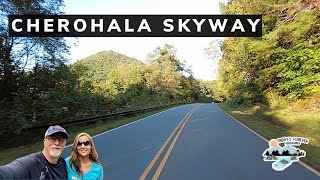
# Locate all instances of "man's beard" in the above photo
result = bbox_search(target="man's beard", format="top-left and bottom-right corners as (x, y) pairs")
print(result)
(49, 148), (62, 158)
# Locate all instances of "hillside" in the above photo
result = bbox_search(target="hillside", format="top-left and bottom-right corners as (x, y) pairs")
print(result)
(72, 50), (142, 82)
(217, 0), (320, 105)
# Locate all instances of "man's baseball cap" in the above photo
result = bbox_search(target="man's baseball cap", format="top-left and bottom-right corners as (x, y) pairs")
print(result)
(45, 125), (69, 139)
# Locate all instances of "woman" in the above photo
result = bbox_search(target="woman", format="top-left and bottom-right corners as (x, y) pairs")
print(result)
(65, 133), (103, 180)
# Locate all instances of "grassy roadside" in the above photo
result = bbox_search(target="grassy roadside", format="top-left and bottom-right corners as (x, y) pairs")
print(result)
(0, 106), (176, 165)
(217, 103), (320, 172)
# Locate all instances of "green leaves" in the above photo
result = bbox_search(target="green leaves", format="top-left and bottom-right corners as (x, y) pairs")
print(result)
(0, 0), (70, 135)
(276, 48), (320, 98)
(217, 0), (320, 104)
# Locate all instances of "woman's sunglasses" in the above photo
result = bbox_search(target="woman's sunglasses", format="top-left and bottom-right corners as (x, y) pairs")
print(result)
(77, 141), (90, 146)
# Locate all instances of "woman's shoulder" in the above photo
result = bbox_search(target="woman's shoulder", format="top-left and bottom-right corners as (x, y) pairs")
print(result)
(92, 161), (103, 170)
(64, 156), (71, 164)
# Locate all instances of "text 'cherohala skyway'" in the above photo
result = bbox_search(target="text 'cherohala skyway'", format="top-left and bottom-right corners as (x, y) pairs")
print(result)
(9, 15), (262, 37)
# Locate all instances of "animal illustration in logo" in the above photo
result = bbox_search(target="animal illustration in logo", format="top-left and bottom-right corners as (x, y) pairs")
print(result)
(262, 137), (308, 171)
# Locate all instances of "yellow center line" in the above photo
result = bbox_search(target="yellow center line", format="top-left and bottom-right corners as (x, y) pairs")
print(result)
(139, 106), (198, 180)
(152, 105), (199, 180)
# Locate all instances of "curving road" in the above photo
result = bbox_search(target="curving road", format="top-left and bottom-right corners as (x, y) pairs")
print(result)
(62, 103), (319, 180)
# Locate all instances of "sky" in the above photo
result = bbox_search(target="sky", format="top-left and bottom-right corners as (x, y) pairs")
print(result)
(63, 0), (228, 80)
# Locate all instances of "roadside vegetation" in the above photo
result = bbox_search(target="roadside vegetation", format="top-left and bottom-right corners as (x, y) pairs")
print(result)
(0, 0), (218, 141)
(218, 101), (320, 171)
(215, 0), (320, 171)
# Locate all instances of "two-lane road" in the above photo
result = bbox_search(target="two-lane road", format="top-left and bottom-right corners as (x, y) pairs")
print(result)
(62, 103), (319, 179)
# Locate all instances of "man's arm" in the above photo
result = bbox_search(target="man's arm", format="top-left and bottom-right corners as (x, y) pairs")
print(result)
(0, 156), (33, 179)
(0, 165), (14, 179)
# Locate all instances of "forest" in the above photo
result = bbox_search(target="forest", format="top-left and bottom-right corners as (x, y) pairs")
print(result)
(0, 1), (220, 137)
(217, 0), (319, 106)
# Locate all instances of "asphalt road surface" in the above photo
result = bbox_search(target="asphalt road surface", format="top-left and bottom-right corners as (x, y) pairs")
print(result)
(62, 103), (319, 180)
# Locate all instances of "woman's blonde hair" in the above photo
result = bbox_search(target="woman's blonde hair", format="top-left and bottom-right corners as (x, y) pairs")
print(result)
(69, 132), (102, 175)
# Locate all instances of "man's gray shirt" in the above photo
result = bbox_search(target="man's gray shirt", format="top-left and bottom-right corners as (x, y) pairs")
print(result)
(0, 152), (67, 180)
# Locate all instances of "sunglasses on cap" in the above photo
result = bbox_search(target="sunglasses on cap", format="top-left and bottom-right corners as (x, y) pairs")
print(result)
(77, 141), (90, 146)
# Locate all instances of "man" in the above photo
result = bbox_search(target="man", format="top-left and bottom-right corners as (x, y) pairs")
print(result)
(0, 125), (69, 179)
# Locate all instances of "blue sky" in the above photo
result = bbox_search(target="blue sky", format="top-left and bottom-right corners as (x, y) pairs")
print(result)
(63, 0), (228, 80)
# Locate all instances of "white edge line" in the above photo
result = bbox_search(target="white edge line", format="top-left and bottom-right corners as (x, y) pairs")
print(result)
(65, 104), (188, 148)
(215, 104), (320, 176)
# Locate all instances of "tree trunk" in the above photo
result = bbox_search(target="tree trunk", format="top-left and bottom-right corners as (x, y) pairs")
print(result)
(0, 37), (14, 101)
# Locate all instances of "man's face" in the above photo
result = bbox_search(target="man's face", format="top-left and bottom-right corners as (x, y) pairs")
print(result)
(44, 133), (66, 158)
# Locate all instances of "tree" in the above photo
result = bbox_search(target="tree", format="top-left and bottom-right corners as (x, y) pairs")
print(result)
(265, 151), (270, 156)
(0, 0), (69, 100)
(147, 44), (192, 75)
(0, 0), (70, 134)
(272, 150), (280, 156)
(214, 0), (320, 105)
